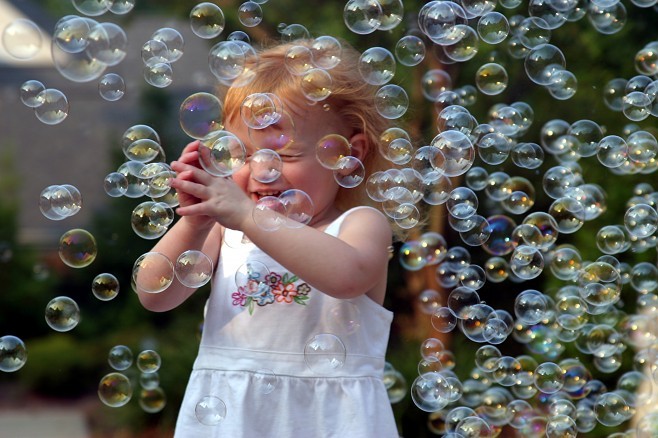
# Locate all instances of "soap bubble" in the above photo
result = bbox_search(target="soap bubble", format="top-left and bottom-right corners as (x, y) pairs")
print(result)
(411, 373), (451, 412)
(86, 22), (127, 66)
(39, 184), (82, 220)
(395, 35), (426, 66)
(279, 189), (314, 227)
(34, 89), (69, 125)
(195, 396), (226, 425)
(431, 130), (475, 177)
(175, 250), (213, 288)
(137, 349), (161, 373)
(443, 25), (479, 62)
(139, 387), (166, 413)
(143, 61), (172, 88)
(358, 47), (396, 86)
(98, 73), (125, 101)
(241, 93), (282, 129)
(19, 80), (46, 108)
(284, 45), (314, 75)
(92, 272), (119, 301)
(58, 229), (97, 268)
(421, 69), (453, 102)
(190, 2), (225, 39)
(179, 92), (223, 140)
(132, 252), (175, 294)
(374, 84), (409, 119)
(98, 372), (133, 408)
(198, 131), (246, 177)
(235, 260), (270, 298)
(131, 201), (171, 240)
(301, 68), (333, 102)
(334, 156), (365, 188)
(310, 36), (342, 70)
(477, 12), (509, 44)
(253, 196), (287, 231)
(316, 134), (351, 169)
(0, 335), (28, 372)
(150, 27), (184, 62)
(475, 63), (508, 95)
(304, 333), (346, 374)
(45, 296), (81, 332)
(588, 2), (627, 35)
(249, 149), (282, 183)
(525, 44), (566, 86)
(594, 391), (632, 426)
(238, 1), (263, 27)
(2, 19), (42, 60)
(624, 203), (658, 238)
(343, 0), (382, 35)
(108, 345), (133, 371)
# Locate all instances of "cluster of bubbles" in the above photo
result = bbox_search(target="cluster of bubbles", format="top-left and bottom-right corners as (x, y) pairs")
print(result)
(99, 345), (166, 413)
(132, 250), (214, 293)
(18, 80), (70, 125)
(39, 184), (82, 220)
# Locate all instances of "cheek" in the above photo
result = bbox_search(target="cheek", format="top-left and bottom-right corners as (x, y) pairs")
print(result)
(230, 165), (250, 189)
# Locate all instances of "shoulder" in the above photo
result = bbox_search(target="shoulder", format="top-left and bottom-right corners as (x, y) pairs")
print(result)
(338, 206), (392, 240)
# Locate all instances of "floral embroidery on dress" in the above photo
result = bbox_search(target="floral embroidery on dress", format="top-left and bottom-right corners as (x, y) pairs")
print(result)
(233, 270), (310, 314)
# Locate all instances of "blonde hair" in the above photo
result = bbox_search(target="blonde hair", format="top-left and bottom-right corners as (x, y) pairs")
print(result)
(220, 38), (394, 214)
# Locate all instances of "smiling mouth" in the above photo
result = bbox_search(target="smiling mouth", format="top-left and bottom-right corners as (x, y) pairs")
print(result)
(252, 191), (283, 201)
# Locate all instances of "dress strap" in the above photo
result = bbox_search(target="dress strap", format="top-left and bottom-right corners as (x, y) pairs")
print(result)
(323, 206), (383, 237)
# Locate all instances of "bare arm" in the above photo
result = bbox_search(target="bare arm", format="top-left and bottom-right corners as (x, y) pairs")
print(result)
(170, 161), (391, 304)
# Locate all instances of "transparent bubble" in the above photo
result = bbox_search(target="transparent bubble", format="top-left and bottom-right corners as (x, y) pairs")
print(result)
(45, 296), (81, 332)
(421, 69), (453, 102)
(475, 63), (508, 95)
(0, 335), (27, 372)
(53, 16), (91, 54)
(501, 177), (535, 215)
(141, 39), (168, 66)
(195, 395), (227, 425)
(310, 36), (342, 70)
(91, 272), (119, 301)
(139, 387), (166, 413)
(525, 43), (566, 86)
(374, 84), (409, 120)
(578, 261), (622, 306)
(411, 373), (451, 412)
(38, 184), (82, 220)
(131, 201), (170, 240)
(443, 25), (479, 63)
(190, 2), (225, 39)
(431, 307), (457, 333)
(132, 252), (175, 294)
(301, 68), (333, 102)
(514, 289), (548, 324)
(253, 196), (287, 231)
(238, 1), (263, 27)
(254, 369), (278, 394)
(431, 130), (475, 177)
(624, 203), (658, 238)
(174, 250), (213, 288)
(622, 91), (651, 121)
(395, 35), (425, 66)
(240, 93), (282, 130)
(98, 372), (132, 408)
(316, 134), (351, 170)
(98, 73), (125, 101)
(143, 62), (173, 88)
(597, 135), (628, 168)
(198, 131), (246, 177)
(343, 0), (382, 35)
(627, 130), (658, 163)
(109, 0), (135, 14)
(58, 228), (97, 268)
(2, 18), (43, 60)
(278, 23), (311, 41)
(278, 189), (314, 227)
(108, 345), (133, 371)
(19, 79), (45, 108)
(208, 40), (257, 86)
(630, 262), (658, 293)
(234, 260), (270, 300)
(477, 12), (509, 44)
(136, 349), (161, 374)
(102, 172), (127, 198)
(150, 27), (184, 62)
(284, 45), (314, 76)
(447, 187), (478, 219)
(333, 156), (365, 189)
(399, 241), (425, 271)
(358, 47), (396, 86)
(33, 88), (69, 125)
(594, 392), (632, 426)
(179, 92), (223, 140)
(588, 2), (627, 35)
(86, 22), (127, 66)
(304, 333), (346, 374)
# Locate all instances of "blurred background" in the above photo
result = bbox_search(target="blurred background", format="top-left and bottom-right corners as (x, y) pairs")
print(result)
(1, 0), (658, 436)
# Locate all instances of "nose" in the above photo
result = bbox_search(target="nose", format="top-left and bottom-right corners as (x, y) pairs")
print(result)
(248, 148), (283, 184)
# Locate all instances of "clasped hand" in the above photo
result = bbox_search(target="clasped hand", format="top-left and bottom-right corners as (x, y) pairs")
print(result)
(169, 141), (254, 231)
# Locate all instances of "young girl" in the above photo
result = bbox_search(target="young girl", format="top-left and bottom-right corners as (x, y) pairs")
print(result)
(137, 39), (399, 437)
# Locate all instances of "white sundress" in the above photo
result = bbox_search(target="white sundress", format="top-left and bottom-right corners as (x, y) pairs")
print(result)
(174, 206), (399, 438)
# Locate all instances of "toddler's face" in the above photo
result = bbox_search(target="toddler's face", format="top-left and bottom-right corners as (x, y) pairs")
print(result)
(226, 97), (352, 226)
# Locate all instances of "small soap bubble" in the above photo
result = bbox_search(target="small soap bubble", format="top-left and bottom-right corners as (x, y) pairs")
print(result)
(374, 84), (409, 120)
(108, 345), (133, 371)
(343, 0), (382, 35)
(131, 201), (170, 240)
(132, 252), (175, 294)
(284, 45), (314, 75)
(235, 260), (271, 301)
(175, 250), (213, 288)
(252, 196), (286, 231)
(34, 89), (69, 125)
(195, 396), (226, 425)
(92, 272), (119, 301)
(525, 43), (566, 85)
(316, 134), (351, 169)
(249, 149), (282, 184)
(198, 131), (246, 177)
(20, 80), (45, 107)
(241, 93), (283, 130)
(98, 73), (125, 101)
(58, 229), (97, 268)
(150, 27), (184, 62)
(624, 203), (658, 238)
(334, 156), (365, 188)
(140, 371), (160, 390)
(279, 23), (311, 41)
(432, 307), (457, 333)
(98, 372), (132, 408)
(238, 1), (263, 27)
(310, 36), (342, 70)
(2, 18), (43, 60)
(447, 187), (478, 219)
(304, 333), (346, 374)
(143, 62), (173, 88)
(190, 2), (225, 39)
(593, 391), (632, 426)
(301, 68), (333, 102)
(358, 47), (396, 86)
(477, 12), (509, 44)
(395, 35), (425, 66)
(421, 69), (453, 102)
(279, 189), (314, 227)
(0, 335), (28, 372)
(86, 22), (127, 66)
(45, 296), (81, 332)
(475, 63), (508, 96)
(254, 369), (278, 394)
(139, 387), (166, 413)
(179, 92), (223, 140)
(137, 349), (161, 373)
(443, 25), (479, 63)
(411, 373), (451, 412)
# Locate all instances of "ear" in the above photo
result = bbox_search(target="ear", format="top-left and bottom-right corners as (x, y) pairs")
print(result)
(348, 132), (370, 162)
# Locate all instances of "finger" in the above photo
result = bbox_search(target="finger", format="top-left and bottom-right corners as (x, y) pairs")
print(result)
(169, 178), (209, 199)
(176, 202), (211, 217)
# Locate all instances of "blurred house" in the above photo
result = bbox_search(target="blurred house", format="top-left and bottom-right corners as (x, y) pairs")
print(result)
(0, 0), (215, 247)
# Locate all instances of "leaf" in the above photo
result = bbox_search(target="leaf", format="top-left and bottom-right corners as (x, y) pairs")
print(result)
(294, 295), (309, 305)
